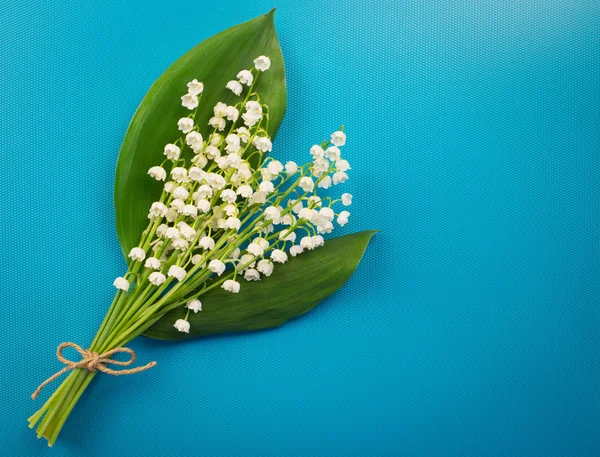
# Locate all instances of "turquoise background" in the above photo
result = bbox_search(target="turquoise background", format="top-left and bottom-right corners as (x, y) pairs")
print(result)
(1, 1), (599, 455)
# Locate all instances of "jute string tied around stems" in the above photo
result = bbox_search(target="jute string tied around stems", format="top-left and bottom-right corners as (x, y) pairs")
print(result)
(32, 342), (157, 400)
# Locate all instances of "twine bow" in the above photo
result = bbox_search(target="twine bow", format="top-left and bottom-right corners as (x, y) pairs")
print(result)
(32, 342), (156, 400)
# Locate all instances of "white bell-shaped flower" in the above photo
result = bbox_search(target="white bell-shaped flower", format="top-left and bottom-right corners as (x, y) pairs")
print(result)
(300, 236), (315, 250)
(338, 211), (350, 226)
(177, 222), (196, 241)
(312, 158), (330, 177)
(312, 235), (325, 247)
(236, 185), (253, 198)
(249, 191), (267, 205)
(310, 145), (325, 158)
(237, 70), (254, 86)
(165, 227), (180, 239)
(253, 136), (273, 153)
(170, 198), (185, 213)
(318, 176), (332, 189)
(221, 189), (237, 203)
(225, 106), (239, 122)
(267, 161), (283, 175)
(181, 93), (199, 110)
(225, 217), (241, 231)
(173, 186), (190, 200)
(316, 220), (333, 234)
(254, 55), (271, 71)
(148, 166), (167, 181)
(222, 279), (241, 293)
(166, 209), (178, 223)
(271, 249), (288, 264)
(113, 277), (130, 291)
(196, 185), (213, 198)
(144, 257), (161, 270)
(172, 238), (189, 250)
(182, 204), (197, 218)
(193, 154), (208, 168)
(336, 159), (351, 172)
(171, 167), (188, 183)
(289, 245), (304, 257)
(247, 242), (264, 257)
(209, 259), (226, 276)
(244, 268), (261, 281)
(279, 231), (296, 243)
(189, 167), (204, 181)
(227, 153), (242, 169)
(187, 79), (204, 95)
(319, 207), (335, 221)
(299, 177), (314, 192)
(259, 181), (275, 193)
(263, 206), (281, 223)
(148, 202), (168, 218)
(199, 236), (215, 250)
(285, 161), (298, 175)
(239, 254), (255, 270)
(128, 247), (146, 262)
(186, 131), (203, 152)
(167, 265), (186, 281)
(178, 117), (194, 133)
(257, 259), (274, 276)
(226, 80), (243, 96)
(187, 299), (202, 313)
(325, 146), (341, 161)
(330, 131), (346, 147)
(332, 171), (348, 185)
(196, 199), (211, 213)
(173, 318), (190, 333)
(209, 116), (226, 131)
(236, 127), (251, 143)
(148, 272), (166, 286)
(164, 143), (180, 160)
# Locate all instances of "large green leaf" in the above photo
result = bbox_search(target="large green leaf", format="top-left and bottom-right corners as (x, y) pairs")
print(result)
(143, 231), (377, 340)
(114, 10), (286, 257)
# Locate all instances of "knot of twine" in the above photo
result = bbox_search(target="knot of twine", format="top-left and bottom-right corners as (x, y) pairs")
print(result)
(32, 342), (156, 400)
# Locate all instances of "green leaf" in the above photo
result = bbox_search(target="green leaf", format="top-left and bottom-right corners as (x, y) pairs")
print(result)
(143, 230), (377, 340)
(114, 10), (286, 257)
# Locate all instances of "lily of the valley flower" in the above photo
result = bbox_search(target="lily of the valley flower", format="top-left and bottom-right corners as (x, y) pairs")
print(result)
(149, 272), (166, 286)
(113, 277), (130, 291)
(164, 144), (181, 160)
(187, 299), (202, 313)
(167, 265), (186, 281)
(222, 279), (241, 293)
(128, 247), (146, 262)
(181, 93), (199, 110)
(173, 319), (190, 333)
(226, 80), (243, 96)
(237, 70), (253, 86)
(178, 117), (194, 133)
(254, 55), (271, 71)
(148, 166), (167, 181)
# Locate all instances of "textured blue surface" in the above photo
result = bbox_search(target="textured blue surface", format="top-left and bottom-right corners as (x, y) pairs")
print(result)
(1, 1), (599, 455)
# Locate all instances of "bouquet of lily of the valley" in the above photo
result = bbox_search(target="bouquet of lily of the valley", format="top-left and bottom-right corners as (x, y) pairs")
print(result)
(29, 10), (375, 446)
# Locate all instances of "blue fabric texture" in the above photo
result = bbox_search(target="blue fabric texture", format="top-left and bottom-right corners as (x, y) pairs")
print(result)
(1, 1), (599, 455)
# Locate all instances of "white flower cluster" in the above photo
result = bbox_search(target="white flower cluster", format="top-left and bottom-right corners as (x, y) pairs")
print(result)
(113, 56), (353, 334)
